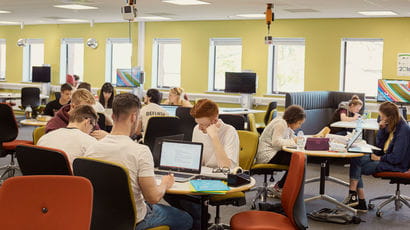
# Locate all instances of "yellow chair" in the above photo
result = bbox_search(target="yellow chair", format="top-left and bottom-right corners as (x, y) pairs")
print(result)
(32, 126), (46, 145)
(208, 130), (259, 229)
(246, 113), (258, 135)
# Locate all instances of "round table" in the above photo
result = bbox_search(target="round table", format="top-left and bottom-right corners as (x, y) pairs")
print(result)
(20, 119), (47, 126)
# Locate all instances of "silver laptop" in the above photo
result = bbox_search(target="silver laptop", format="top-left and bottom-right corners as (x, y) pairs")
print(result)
(154, 140), (203, 182)
(346, 129), (373, 154)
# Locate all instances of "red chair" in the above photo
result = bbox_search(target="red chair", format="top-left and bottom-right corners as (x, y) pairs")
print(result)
(0, 175), (93, 230)
(230, 151), (308, 230)
(0, 103), (33, 180)
(368, 171), (410, 217)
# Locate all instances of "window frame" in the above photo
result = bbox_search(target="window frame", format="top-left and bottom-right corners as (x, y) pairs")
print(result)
(59, 38), (84, 84)
(267, 38), (305, 94)
(151, 38), (182, 89)
(105, 38), (132, 84)
(0, 39), (6, 81)
(208, 38), (242, 92)
(339, 38), (384, 98)
(22, 39), (44, 82)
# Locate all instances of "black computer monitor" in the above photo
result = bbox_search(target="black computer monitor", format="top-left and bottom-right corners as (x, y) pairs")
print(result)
(32, 66), (51, 83)
(224, 72), (256, 94)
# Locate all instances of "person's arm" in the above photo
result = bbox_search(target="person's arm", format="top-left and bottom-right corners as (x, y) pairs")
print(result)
(43, 102), (54, 116)
(182, 100), (193, 108)
(271, 121), (296, 147)
(380, 129), (410, 165)
(90, 130), (108, 140)
(138, 175), (174, 204)
(206, 123), (232, 168)
(340, 110), (360, 122)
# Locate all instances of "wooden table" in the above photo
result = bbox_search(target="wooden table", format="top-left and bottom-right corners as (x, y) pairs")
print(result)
(20, 119), (47, 126)
(160, 177), (255, 230)
(219, 108), (265, 115)
(283, 146), (365, 215)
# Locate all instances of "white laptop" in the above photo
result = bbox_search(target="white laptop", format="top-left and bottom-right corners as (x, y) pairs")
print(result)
(346, 129), (373, 154)
(154, 140), (203, 182)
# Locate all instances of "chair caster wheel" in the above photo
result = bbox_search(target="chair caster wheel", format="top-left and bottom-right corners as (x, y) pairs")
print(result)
(376, 211), (383, 217)
(251, 203), (256, 210)
(368, 203), (375, 210)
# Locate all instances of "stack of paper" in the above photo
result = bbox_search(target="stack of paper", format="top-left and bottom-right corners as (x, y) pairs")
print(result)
(190, 180), (230, 194)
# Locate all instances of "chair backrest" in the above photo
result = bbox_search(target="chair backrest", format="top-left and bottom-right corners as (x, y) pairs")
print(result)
(32, 126), (46, 145)
(219, 114), (246, 130)
(54, 91), (61, 100)
(16, 144), (72, 175)
(97, 112), (106, 131)
(176, 106), (196, 141)
(238, 131), (259, 170)
(246, 113), (258, 134)
(0, 175), (93, 230)
(73, 158), (136, 230)
(264, 101), (277, 125)
(21, 87), (40, 108)
(144, 116), (182, 151)
(0, 103), (18, 143)
(281, 151), (307, 229)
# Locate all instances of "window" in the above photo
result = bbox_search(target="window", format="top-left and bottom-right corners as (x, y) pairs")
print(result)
(105, 38), (132, 85)
(60, 38), (84, 84)
(22, 39), (44, 82)
(152, 39), (181, 88)
(0, 39), (5, 81)
(341, 39), (383, 97)
(208, 38), (242, 91)
(268, 38), (305, 94)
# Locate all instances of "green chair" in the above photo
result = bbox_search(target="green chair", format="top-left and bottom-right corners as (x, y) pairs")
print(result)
(73, 158), (169, 230)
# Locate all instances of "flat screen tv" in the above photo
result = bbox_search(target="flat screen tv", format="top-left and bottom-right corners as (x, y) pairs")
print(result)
(32, 66), (51, 83)
(116, 68), (143, 87)
(224, 72), (256, 94)
(377, 79), (410, 104)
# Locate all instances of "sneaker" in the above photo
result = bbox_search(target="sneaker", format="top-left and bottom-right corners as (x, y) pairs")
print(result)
(342, 193), (359, 207)
(352, 200), (368, 213)
(267, 184), (282, 199)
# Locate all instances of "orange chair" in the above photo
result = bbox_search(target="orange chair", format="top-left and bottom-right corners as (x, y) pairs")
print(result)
(230, 151), (308, 230)
(0, 175), (93, 230)
(0, 103), (33, 180)
(368, 171), (410, 217)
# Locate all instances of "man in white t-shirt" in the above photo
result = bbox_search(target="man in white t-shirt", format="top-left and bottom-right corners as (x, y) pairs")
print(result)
(84, 93), (192, 230)
(136, 89), (168, 136)
(165, 99), (239, 229)
(37, 105), (98, 165)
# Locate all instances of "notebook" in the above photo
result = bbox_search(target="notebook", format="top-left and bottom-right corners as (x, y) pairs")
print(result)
(346, 129), (373, 154)
(155, 140), (203, 182)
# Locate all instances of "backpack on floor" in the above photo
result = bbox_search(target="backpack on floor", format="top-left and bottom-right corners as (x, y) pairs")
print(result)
(307, 208), (363, 224)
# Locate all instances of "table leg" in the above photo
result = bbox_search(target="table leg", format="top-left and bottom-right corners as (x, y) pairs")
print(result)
(200, 195), (209, 230)
(305, 160), (349, 187)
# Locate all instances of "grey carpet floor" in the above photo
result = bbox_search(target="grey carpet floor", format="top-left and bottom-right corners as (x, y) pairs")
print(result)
(1, 125), (409, 229)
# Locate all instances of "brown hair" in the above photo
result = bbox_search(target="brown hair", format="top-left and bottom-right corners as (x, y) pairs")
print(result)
(379, 101), (402, 133)
(348, 95), (363, 107)
(60, 83), (73, 92)
(112, 93), (141, 121)
(77, 82), (92, 92)
(190, 99), (219, 118)
(71, 88), (95, 106)
(283, 105), (306, 124)
(69, 105), (98, 124)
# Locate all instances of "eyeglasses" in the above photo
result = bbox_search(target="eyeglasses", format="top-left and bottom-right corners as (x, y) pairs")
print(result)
(212, 167), (231, 175)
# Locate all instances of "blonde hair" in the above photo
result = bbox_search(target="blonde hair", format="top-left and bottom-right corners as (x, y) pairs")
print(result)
(71, 88), (95, 106)
(169, 87), (186, 105)
(348, 95), (363, 107)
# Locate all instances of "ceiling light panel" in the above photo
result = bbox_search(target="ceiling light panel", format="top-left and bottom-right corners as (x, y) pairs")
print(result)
(53, 4), (98, 10)
(162, 0), (210, 6)
(0, 21), (19, 24)
(236, 14), (265, 18)
(0, 10), (11, 14)
(57, 18), (89, 22)
(358, 11), (397, 16)
(138, 16), (172, 20)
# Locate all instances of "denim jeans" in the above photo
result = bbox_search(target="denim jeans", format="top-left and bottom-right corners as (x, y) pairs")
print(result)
(135, 203), (193, 230)
(164, 194), (203, 230)
(349, 154), (379, 189)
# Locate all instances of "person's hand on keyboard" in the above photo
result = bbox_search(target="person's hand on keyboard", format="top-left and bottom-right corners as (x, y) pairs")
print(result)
(161, 174), (175, 189)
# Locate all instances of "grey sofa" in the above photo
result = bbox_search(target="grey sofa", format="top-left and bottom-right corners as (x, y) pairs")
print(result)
(285, 91), (365, 135)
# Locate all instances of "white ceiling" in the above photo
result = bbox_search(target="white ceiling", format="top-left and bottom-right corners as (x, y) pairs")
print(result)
(0, 0), (410, 25)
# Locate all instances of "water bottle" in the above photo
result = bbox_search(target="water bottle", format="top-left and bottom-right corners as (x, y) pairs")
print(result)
(25, 106), (32, 119)
(296, 130), (305, 149)
(356, 115), (363, 132)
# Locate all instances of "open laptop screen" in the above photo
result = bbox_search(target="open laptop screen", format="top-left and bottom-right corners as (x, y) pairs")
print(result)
(159, 140), (203, 173)
(160, 105), (178, 116)
(346, 129), (363, 149)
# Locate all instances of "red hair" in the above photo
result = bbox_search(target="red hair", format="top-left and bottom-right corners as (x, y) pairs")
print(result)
(190, 99), (218, 118)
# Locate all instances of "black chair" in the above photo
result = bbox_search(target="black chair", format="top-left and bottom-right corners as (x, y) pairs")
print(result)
(219, 114), (246, 130)
(16, 144), (72, 175)
(144, 116), (182, 152)
(97, 112), (106, 131)
(21, 87), (41, 117)
(54, 91), (61, 101)
(264, 101), (278, 126)
(176, 107), (196, 141)
(73, 158), (169, 230)
(0, 103), (33, 180)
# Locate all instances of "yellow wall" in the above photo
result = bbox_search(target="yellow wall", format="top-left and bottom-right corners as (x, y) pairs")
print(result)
(0, 23), (139, 87)
(1, 18), (410, 95)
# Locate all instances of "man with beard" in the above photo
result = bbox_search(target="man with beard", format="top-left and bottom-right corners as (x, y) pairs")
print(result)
(84, 93), (192, 230)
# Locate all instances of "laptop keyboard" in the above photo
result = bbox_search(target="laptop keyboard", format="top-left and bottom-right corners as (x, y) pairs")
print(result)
(155, 170), (193, 178)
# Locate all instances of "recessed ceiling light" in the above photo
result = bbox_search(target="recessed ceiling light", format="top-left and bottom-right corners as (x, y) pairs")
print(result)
(162, 0), (210, 6)
(53, 4), (98, 10)
(0, 21), (18, 24)
(138, 16), (171, 20)
(236, 14), (265, 18)
(0, 10), (11, 14)
(358, 11), (397, 16)
(57, 18), (89, 23)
